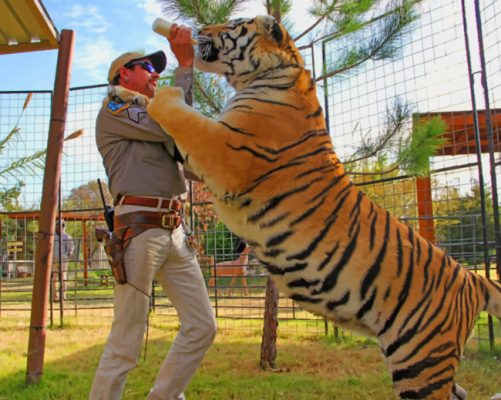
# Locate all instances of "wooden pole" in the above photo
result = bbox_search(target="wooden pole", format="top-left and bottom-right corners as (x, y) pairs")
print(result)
(260, 276), (279, 369)
(83, 220), (88, 287)
(26, 29), (75, 384)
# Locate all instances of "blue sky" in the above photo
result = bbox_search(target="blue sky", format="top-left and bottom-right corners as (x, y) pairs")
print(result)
(0, 0), (313, 91)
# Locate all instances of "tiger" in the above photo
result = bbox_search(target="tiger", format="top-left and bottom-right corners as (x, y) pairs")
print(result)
(145, 15), (501, 399)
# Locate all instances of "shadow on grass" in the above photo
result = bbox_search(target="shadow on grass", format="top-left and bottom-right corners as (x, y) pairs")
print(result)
(0, 329), (499, 400)
(0, 331), (393, 400)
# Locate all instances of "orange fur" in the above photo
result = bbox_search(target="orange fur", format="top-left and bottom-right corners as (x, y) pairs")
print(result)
(148, 16), (501, 399)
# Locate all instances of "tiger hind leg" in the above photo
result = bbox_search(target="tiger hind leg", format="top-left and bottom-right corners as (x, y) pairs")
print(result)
(384, 341), (461, 399)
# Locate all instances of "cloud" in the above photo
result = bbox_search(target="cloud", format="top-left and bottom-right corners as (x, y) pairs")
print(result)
(137, 0), (163, 22)
(63, 5), (108, 34)
(58, 3), (117, 83)
(74, 39), (117, 83)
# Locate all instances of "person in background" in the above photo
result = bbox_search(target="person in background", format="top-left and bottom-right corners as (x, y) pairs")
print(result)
(89, 23), (217, 400)
(52, 218), (74, 301)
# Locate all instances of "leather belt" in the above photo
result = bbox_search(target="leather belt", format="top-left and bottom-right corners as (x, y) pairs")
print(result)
(114, 210), (182, 236)
(118, 195), (182, 211)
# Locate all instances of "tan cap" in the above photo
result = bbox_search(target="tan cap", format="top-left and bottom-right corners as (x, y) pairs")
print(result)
(107, 50), (167, 84)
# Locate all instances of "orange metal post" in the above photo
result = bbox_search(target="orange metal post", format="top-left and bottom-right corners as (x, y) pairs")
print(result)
(415, 176), (435, 243)
(26, 29), (75, 384)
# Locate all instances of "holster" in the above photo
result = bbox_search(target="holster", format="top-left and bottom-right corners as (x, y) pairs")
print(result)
(104, 232), (127, 284)
(99, 210), (182, 285)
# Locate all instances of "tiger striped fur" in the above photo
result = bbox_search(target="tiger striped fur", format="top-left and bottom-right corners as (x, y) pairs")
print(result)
(147, 15), (501, 399)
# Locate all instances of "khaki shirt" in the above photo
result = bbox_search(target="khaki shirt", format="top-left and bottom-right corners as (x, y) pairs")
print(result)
(96, 67), (193, 202)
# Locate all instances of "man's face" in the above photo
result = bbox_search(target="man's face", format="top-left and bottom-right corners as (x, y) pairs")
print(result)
(119, 58), (160, 98)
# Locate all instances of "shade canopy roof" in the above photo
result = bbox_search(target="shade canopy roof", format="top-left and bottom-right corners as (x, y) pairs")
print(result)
(417, 109), (501, 156)
(0, 0), (59, 54)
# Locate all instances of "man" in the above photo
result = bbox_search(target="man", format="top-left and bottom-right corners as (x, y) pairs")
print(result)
(52, 218), (74, 301)
(89, 24), (217, 400)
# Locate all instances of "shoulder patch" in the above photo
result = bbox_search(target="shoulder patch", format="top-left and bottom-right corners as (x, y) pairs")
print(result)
(106, 100), (129, 115)
(127, 107), (147, 124)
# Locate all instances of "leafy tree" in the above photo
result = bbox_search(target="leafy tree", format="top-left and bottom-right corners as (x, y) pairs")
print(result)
(0, 93), (84, 212)
(160, 0), (443, 175)
(0, 94), (44, 212)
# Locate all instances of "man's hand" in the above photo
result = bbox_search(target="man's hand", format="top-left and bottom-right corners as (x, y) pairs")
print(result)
(168, 24), (194, 68)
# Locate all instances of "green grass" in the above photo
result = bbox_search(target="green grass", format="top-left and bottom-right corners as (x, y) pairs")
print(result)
(1, 317), (500, 400)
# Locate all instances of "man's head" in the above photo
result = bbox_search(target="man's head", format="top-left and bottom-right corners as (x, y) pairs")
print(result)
(108, 50), (166, 99)
(55, 219), (65, 232)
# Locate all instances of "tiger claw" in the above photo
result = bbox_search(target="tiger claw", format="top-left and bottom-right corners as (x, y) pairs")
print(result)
(450, 383), (467, 400)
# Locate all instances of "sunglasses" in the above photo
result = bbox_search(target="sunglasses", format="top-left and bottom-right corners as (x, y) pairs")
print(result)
(124, 60), (156, 74)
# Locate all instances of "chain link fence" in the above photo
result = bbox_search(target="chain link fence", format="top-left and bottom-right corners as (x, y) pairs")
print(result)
(1, 0), (500, 345)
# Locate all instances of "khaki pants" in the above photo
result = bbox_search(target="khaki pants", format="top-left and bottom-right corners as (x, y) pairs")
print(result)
(89, 204), (217, 400)
(51, 261), (67, 300)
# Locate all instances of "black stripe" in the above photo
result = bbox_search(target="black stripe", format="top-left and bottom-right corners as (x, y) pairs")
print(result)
(288, 278), (320, 288)
(421, 243), (433, 293)
(396, 228), (403, 276)
(295, 164), (339, 180)
(263, 248), (284, 258)
(368, 202), (375, 218)
(290, 294), (322, 304)
(416, 238), (422, 265)
(326, 290), (350, 310)
(312, 224), (361, 295)
(395, 303), (456, 364)
(434, 254), (447, 290)
(290, 195), (326, 227)
(356, 287), (377, 319)
(378, 227), (415, 336)
(348, 191), (364, 237)
(261, 260), (308, 276)
(255, 129), (329, 155)
(286, 186), (351, 261)
(289, 145), (334, 162)
(226, 143), (276, 162)
(308, 175), (348, 205)
(259, 212), (290, 228)
(233, 96), (304, 110)
(317, 242), (340, 271)
(361, 211), (390, 299)
(369, 211), (378, 250)
(218, 120), (255, 136)
(306, 106), (323, 119)
(266, 230), (293, 247)
(248, 181), (313, 223)
(398, 377), (453, 399)
(398, 275), (435, 335)
(248, 81), (297, 90)
(386, 296), (433, 357)
(392, 347), (456, 381)
(240, 160), (306, 196)
(444, 264), (461, 292)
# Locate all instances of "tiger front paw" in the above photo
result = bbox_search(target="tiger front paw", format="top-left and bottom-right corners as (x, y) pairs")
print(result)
(109, 85), (150, 106)
(147, 86), (186, 122)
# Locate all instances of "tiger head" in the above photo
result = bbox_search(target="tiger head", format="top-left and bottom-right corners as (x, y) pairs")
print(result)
(195, 15), (305, 89)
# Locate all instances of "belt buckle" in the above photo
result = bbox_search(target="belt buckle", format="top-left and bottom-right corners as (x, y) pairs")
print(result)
(161, 213), (172, 228)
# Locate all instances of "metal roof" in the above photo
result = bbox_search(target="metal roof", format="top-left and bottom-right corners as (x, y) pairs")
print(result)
(0, 0), (59, 54)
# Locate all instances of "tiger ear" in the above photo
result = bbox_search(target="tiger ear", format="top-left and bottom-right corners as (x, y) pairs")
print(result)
(258, 15), (284, 46)
(270, 20), (284, 45)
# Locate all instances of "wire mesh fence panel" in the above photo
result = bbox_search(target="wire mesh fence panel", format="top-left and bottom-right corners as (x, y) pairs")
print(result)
(0, 0), (500, 344)
(319, 0), (500, 346)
